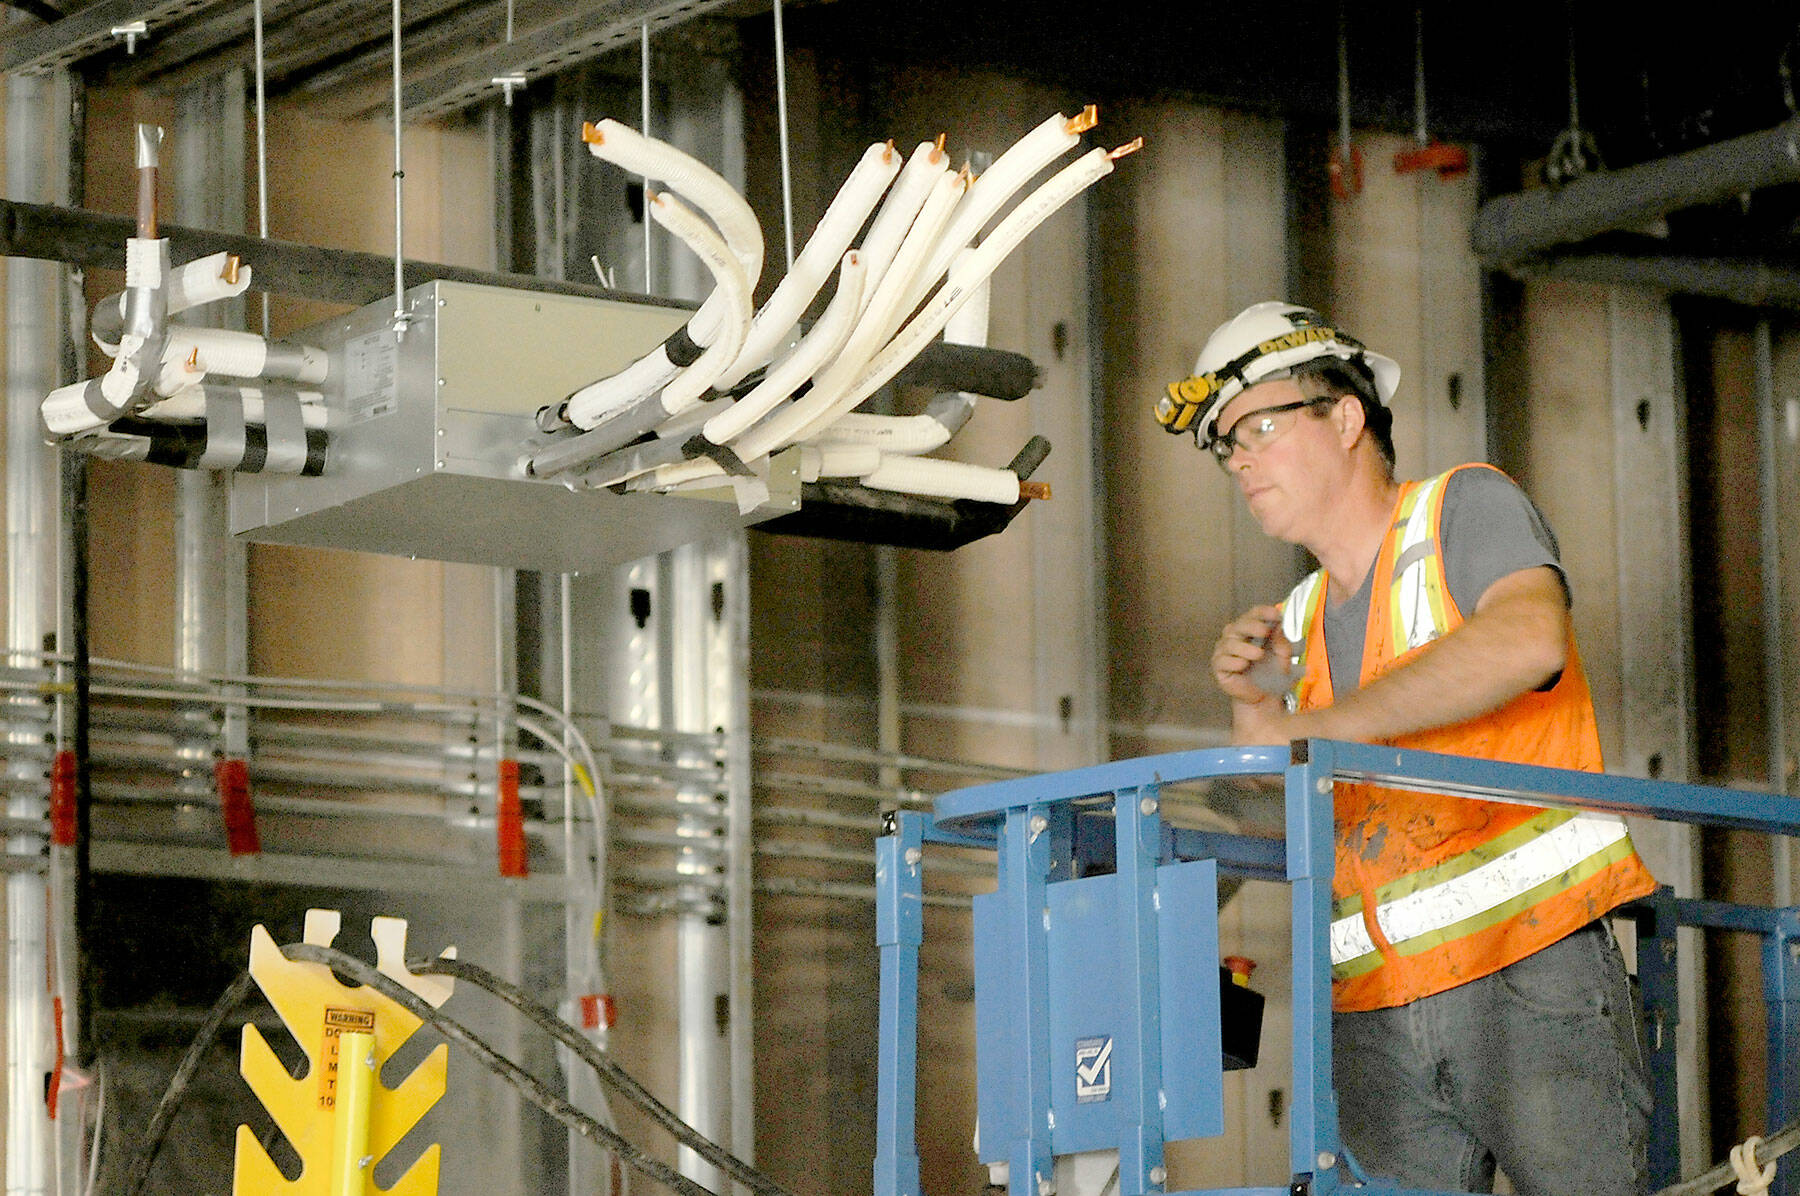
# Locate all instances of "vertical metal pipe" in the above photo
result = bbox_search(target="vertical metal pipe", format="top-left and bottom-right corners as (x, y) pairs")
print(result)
(1334, 2), (1351, 158)
(719, 536), (755, 1177)
(172, 72), (250, 781)
(390, 0), (408, 332)
(1411, 6), (1428, 146)
(669, 540), (729, 1192)
(253, 0), (271, 336)
(640, 25), (654, 292)
(771, 0), (795, 273)
(6, 67), (71, 1196)
(1753, 320), (1794, 906)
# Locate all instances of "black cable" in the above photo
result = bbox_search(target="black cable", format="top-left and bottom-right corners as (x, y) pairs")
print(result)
(120, 970), (256, 1196)
(411, 955), (795, 1196)
(1651, 1116), (1800, 1196)
(123, 947), (723, 1196)
(285, 943), (720, 1196)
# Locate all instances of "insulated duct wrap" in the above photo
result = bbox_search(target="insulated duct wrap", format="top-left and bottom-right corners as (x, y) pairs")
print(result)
(168, 327), (328, 385)
(1472, 117), (1800, 261)
(860, 456), (1020, 504)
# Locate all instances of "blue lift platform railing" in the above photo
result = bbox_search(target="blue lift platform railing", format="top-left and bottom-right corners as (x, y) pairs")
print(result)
(874, 740), (1800, 1196)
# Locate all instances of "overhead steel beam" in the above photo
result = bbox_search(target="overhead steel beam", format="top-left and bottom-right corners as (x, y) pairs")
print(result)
(1472, 117), (1800, 262)
(396, 0), (741, 122)
(97, 0), (334, 88)
(121, 0), (477, 95)
(3, 0), (236, 75)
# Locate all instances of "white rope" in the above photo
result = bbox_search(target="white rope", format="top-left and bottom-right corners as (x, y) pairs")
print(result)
(1731, 1137), (1777, 1196)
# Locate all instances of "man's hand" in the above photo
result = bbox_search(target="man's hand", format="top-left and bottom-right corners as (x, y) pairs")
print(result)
(1211, 605), (1287, 704)
(1213, 605), (1309, 746)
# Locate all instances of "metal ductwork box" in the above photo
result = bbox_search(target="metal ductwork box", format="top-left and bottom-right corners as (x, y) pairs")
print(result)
(229, 280), (799, 571)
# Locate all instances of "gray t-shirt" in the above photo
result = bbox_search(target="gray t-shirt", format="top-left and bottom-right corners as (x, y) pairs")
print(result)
(1321, 468), (1563, 697)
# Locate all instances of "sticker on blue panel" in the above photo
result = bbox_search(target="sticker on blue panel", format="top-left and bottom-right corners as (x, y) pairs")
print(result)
(1074, 1036), (1113, 1102)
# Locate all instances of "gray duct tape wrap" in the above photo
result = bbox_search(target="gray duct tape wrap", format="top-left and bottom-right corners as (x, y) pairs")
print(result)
(262, 395), (308, 475)
(199, 389), (249, 471)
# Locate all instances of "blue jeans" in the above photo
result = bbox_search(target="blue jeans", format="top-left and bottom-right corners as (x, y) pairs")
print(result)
(1333, 921), (1652, 1196)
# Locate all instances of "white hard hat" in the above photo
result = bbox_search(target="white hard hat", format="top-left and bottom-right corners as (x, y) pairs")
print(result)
(1154, 301), (1401, 442)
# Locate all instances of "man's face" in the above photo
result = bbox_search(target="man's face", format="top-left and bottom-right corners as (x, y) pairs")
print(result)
(1211, 378), (1346, 544)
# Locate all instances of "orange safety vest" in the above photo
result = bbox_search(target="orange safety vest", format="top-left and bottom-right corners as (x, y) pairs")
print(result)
(1276, 464), (1657, 1012)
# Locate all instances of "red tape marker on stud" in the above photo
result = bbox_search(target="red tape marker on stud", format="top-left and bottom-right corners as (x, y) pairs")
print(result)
(497, 759), (528, 878)
(216, 758), (261, 856)
(49, 752), (76, 848)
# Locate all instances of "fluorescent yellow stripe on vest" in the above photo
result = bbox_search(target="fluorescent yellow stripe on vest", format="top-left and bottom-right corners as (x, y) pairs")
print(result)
(1328, 814), (1634, 969)
(1333, 836), (1638, 980)
(1391, 472), (1451, 653)
(1333, 808), (1582, 919)
(1280, 571), (1327, 711)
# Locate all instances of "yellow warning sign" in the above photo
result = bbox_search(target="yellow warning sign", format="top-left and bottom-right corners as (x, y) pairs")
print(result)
(317, 1007), (377, 1110)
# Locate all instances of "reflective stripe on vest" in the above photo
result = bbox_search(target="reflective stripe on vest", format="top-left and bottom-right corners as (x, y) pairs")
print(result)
(1328, 809), (1635, 974)
(1280, 572), (1327, 712)
(1388, 471), (1453, 654)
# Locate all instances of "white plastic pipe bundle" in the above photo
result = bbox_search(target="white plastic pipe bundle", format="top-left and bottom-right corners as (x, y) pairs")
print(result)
(547, 109), (1139, 505)
(41, 246), (334, 441)
(560, 119), (766, 432)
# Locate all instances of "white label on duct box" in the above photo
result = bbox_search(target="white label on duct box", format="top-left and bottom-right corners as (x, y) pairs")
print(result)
(344, 331), (398, 422)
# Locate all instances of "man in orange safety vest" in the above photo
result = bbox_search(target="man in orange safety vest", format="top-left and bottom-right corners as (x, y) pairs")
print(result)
(1156, 301), (1657, 1196)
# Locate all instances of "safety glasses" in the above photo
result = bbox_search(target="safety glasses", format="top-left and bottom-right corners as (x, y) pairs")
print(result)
(1203, 397), (1335, 468)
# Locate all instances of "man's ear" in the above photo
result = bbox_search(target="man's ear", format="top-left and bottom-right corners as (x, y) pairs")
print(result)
(1334, 394), (1365, 449)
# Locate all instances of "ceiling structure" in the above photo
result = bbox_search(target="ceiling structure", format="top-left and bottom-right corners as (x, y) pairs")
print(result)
(6, 0), (1800, 276)
(1, 1), (1793, 156)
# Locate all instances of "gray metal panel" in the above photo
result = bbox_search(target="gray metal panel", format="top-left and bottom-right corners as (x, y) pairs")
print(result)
(229, 280), (799, 571)
(1607, 288), (1706, 1173)
(1419, 156), (1486, 472)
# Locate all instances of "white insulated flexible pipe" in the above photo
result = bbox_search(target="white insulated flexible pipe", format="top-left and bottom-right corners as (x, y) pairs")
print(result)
(585, 118), (762, 285)
(850, 139), (946, 317)
(703, 250), (865, 445)
(795, 141), (1139, 445)
(164, 326), (329, 385)
(900, 108), (1096, 316)
(708, 141), (899, 393)
(533, 191), (755, 475)
(647, 191), (753, 411)
(43, 328), (329, 437)
(860, 454), (1021, 503)
(805, 411), (951, 456)
(90, 251), (253, 353)
(138, 386), (332, 427)
(798, 443), (881, 480)
(564, 119), (764, 428)
(789, 445), (1020, 503)
(164, 252), (253, 316)
(736, 166), (966, 461)
(809, 265), (992, 456)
